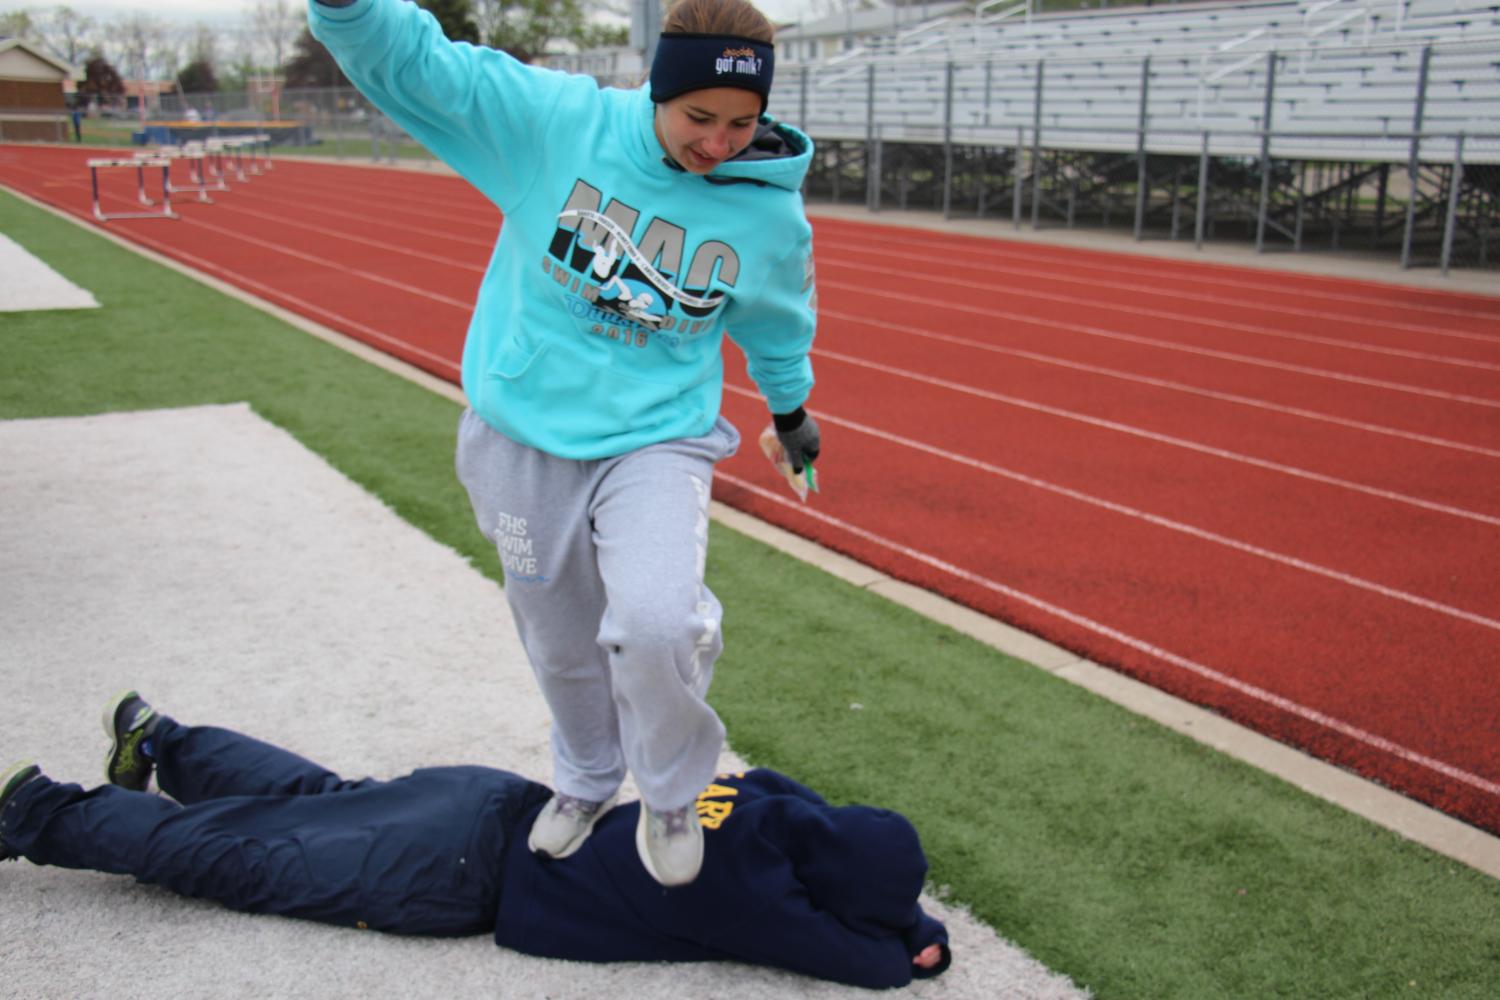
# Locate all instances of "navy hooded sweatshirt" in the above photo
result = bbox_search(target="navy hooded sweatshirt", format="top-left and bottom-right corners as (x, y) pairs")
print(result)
(495, 769), (952, 990)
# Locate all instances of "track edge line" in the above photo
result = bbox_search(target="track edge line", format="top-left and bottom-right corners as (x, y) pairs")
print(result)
(709, 499), (1500, 882)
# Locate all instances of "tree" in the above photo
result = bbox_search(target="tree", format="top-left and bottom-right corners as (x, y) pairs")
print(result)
(475, 0), (624, 63)
(114, 14), (169, 80)
(41, 6), (96, 65)
(282, 27), (342, 89)
(0, 10), (37, 40)
(187, 22), (219, 67)
(249, 0), (300, 73)
(178, 58), (218, 94)
(77, 53), (124, 104)
(418, 0), (480, 44)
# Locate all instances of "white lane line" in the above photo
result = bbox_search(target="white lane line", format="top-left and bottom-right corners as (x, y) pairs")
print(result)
(715, 468), (1500, 798)
(278, 167), (500, 230)
(18, 165), (476, 311)
(820, 253), (1500, 373)
(235, 186), (498, 250)
(819, 276), (1500, 409)
(178, 214), (477, 310)
(118, 225), (463, 375)
(813, 345), (1500, 528)
(726, 382), (1500, 633)
(822, 307), (1500, 461)
(819, 223), (1500, 330)
(211, 200), (487, 273)
(271, 175), (500, 232)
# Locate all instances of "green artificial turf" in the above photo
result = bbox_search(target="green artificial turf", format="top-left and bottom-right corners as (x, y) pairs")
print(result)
(2, 188), (1496, 999)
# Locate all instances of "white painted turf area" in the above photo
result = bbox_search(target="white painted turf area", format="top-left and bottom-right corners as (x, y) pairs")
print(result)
(0, 233), (99, 312)
(0, 404), (1089, 1000)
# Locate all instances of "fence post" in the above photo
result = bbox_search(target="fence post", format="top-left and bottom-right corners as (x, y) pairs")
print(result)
(984, 59), (993, 126)
(1254, 51), (1278, 253)
(1401, 45), (1432, 269)
(865, 63), (877, 210)
(1030, 60), (1045, 228)
(1440, 132), (1465, 276)
(1195, 130), (1210, 249)
(800, 65), (809, 132)
(1133, 56), (1151, 241)
(1013, 125), (1025, 228)
(942, 60), (955, 220)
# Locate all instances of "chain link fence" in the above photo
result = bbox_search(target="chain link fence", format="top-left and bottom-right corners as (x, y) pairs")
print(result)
(49, 75), (1500, 274)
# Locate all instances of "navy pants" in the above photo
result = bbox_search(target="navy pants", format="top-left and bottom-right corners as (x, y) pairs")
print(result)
(1, 719), (551, 935)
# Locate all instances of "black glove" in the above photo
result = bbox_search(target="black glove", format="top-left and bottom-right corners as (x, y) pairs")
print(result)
(772, 407), (821, 474)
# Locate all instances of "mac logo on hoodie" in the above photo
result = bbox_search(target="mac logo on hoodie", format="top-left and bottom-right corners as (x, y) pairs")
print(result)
(546, 179), (740, 333)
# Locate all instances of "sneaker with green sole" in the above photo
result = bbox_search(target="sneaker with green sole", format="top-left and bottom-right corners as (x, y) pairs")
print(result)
(1, 761), (42, 862)
(102, 690), (158, 792)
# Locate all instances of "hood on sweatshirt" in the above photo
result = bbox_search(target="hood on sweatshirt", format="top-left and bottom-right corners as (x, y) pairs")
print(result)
(786, 804), (928, 936)
(633, 84), (813, 193)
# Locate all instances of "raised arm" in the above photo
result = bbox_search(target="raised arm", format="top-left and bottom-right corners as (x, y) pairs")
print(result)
(307, 0), (592, 208)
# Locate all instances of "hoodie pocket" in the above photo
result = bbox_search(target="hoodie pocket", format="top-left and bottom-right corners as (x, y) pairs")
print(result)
(488, 337), (546, 380)
(486, 336), (708, 443)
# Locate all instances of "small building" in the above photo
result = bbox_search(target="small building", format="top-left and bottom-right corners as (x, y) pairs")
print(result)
(537, 45), (645, 88)
(0, 37), (79, 141)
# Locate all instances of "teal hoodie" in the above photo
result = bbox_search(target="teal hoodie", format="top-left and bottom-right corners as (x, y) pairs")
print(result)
(309, 0), (817, 459)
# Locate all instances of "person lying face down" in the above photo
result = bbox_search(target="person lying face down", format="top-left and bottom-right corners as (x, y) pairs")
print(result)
(0, 692), (951, 990)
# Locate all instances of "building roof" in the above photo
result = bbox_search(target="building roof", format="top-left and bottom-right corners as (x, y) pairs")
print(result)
(0, 37), (82, 79)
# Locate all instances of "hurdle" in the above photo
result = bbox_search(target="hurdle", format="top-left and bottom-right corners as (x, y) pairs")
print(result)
(134, 145), (214, 204)
(250, 132), (273, 173)
(87, 156), (179, 222)
(208, 136), (266, 181)
(180, 139), (232, 193)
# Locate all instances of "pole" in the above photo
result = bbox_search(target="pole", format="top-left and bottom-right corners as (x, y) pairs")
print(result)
(1401, 45), (1432, 269)
(1133, 56), (1151, 240)
(942, 61), (955, 219)
(1030, 61), (1044, 228)
(1195, 130), (1210, 249)
(1013, 125), (1025, 228)
(1440, 132), (1465, 276)
(1254, 51), (1277, 253)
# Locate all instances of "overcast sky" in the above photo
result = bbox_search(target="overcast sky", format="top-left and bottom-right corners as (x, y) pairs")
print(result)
(10, 0), (810, 31)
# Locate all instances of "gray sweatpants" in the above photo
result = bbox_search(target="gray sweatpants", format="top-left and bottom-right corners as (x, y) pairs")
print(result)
(455, 408), (740, 811)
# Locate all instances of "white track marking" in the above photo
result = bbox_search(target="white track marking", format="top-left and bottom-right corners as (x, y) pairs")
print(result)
(819, 276), (1500, 408)
(723, 383), (1500, 633)
(715, 470), (1500, 797)
(217, 201), (486, 273)
(813, 345), (1500, 527)
(182, 214), (476, 310)
(237, 187), (498, 250)
(820, 254), (1500, 373)
(120, 225), (463, 374)
(822, 225), (1500, 331)
(280, 171), (501, 232)
(821, 307), (1500, 460)
(37, 167), (477, 310)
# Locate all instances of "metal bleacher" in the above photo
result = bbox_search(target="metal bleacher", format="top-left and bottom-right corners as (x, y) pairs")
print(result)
(769, 0), (1500, 270)
(770, 0), (1500, 162)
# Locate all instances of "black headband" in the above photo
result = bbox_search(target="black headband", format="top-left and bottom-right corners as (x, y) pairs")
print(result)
(650, 32), (775, 112)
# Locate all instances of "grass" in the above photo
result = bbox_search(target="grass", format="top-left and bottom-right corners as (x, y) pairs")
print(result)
(2, 187), (1496, 999)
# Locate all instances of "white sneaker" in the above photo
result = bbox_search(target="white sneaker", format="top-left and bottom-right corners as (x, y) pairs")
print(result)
(635, 802), (704, 887)
(527, 791), (616, 859)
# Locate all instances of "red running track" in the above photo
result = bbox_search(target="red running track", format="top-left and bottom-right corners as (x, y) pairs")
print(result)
(6, 144), (1499, 834)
